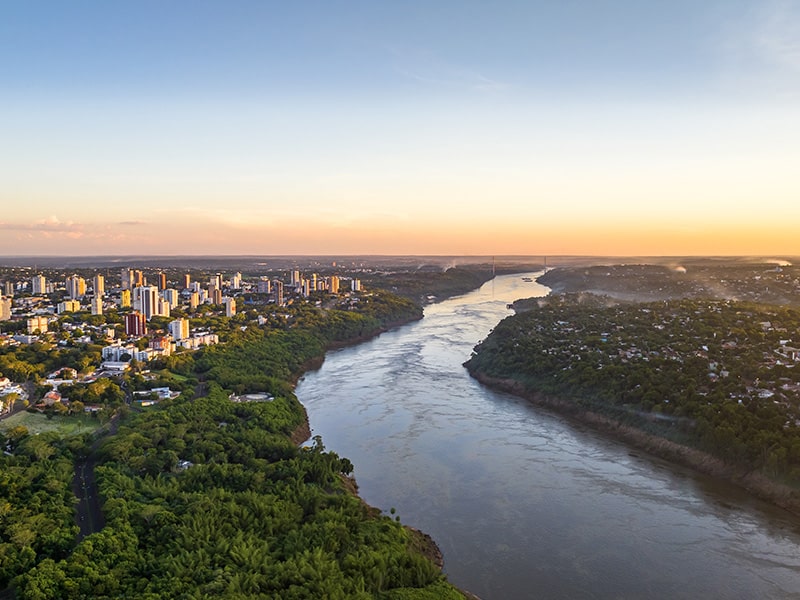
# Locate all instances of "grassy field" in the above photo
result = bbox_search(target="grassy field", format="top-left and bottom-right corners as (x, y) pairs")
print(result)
(0, 411), (103, 436)
(154, 369), (189, 382)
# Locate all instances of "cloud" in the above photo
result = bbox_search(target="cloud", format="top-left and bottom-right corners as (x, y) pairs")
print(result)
(388, 46), (507, 92)
(117, 220), (148, 226)
(753, 0), (800, 72)
(0, 217), (142, 245)
(0, 217), (83, 232)
(718, 0), (800, 97)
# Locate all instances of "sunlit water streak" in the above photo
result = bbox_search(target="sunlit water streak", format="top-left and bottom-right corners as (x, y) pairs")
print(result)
(297, 273), (800, 599)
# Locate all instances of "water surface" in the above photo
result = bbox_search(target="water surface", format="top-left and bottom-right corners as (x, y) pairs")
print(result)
(297, 273), (800, 599)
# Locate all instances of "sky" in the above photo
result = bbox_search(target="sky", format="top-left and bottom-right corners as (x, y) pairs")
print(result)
(1, 0), (799, 257)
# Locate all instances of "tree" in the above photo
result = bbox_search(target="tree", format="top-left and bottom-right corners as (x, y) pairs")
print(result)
(7, 425), (29, 444)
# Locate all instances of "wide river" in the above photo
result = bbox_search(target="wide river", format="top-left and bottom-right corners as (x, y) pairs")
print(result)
(296, 273), (800, 599)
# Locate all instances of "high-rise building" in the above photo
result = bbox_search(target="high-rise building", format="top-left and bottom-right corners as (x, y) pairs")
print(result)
(66, 275), (86, 299)
(351, 279), (362, 292)
(158, 272), (167, 290)
(257, 278), (271, 294)
(302, 280), (311, 297)
(119, 289), (131, 308)
(161, 288), (178, 308)
(157, 297), (171, 318)
(121, 267), (134, 290)
(91, 296), (103, 315)
(273, 280), (284, 306)
(124, 312), (146, 337)
(0, 296), (11, 321)
(27, 316), (49, 334)
(189, 291), (199, 309)
(330, 275), (340, 294)
(183, 274), (191, 290)
(3, 281), (15, 297)
(93, 274), (105, 296)
(208, 283), (222, 305)
(132, 286), (142, 311)
(31, 275), (46, 295)
(136, 286), (159, 320)
(224, 297), (236, 317)
(57, 299), (81, 313)
(231, 272), (242, 289)
(291, 270), (300, 285)
(168, 318), (190, 340)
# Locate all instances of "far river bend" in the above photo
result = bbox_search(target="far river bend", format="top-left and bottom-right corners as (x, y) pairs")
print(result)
(296, 272), (800, 599)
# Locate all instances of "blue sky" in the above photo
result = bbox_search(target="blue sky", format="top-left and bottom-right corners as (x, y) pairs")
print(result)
(1, 1), (799, 255)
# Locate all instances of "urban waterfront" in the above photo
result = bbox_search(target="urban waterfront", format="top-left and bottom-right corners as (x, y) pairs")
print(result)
(297, 273), (800, 600)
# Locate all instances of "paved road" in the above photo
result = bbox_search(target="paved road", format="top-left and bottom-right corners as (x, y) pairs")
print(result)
(72, 415), (120, 541)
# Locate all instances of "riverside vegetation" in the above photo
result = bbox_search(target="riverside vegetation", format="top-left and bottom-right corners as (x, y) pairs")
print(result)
(466, 290), (800, 511)
(1, 279), (471, 599)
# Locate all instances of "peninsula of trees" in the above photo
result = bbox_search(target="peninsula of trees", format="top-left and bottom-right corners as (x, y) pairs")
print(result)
(467, 262), (800, 513)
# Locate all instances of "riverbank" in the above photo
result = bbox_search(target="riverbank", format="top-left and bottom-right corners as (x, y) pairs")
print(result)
(467, 370), (800, 517)
(287, 309), (474, 598)
(291, 313), (425, 442)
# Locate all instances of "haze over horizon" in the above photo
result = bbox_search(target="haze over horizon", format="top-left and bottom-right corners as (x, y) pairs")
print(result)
(2, 1), (799, 257)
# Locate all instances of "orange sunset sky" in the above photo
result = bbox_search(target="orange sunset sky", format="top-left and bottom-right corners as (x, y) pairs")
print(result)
(1, 2), (799, 257)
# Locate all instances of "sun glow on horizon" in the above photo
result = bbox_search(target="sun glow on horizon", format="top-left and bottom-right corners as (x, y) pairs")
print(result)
(1, 2), (799, 257)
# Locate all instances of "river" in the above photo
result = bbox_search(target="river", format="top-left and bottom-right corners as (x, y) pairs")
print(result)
(296, 273), (800, 599)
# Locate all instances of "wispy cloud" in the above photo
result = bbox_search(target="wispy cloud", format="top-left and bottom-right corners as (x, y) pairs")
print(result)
(0, 217), (142, 243)
(0, 216), (83, 232)
(753, 0), (800, 71)
(388, 46), (508, 92)
(718, 0), (800, 97)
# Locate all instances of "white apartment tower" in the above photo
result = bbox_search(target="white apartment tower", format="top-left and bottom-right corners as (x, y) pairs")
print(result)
(31, 275), (46, 295)
(66, 275), (86, 299)
(91, 296), (103, 316)
(168, 318), (190, 340)
(224, 297), (236, 317)
(161, 288), (179, 308)
(137, 285), (159, 320)
(121, 267), (134, 290)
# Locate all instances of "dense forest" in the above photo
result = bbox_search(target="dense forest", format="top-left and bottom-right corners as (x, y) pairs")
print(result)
(466, 294), (800, 484)
(1, 288), (466, 598)
(363, 267), (495, 305)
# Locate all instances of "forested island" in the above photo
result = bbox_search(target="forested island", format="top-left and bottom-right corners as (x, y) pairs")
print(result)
(1, 264), (485, 599)
(467, 264), (800, 514)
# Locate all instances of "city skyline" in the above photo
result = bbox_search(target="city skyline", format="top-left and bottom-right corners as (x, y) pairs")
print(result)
(2, 1), (799, 256)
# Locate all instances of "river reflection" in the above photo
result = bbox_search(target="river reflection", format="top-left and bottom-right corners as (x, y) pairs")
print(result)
(297, 273), (800, 599)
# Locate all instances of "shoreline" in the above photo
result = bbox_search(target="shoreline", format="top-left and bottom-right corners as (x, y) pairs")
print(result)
(292, 315), (424, 386)
(468, 370), (800, 518)
(288, 311), (476, 597)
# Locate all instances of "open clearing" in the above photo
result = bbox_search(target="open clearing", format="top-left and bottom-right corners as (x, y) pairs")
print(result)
(0, 411), (102, 436)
